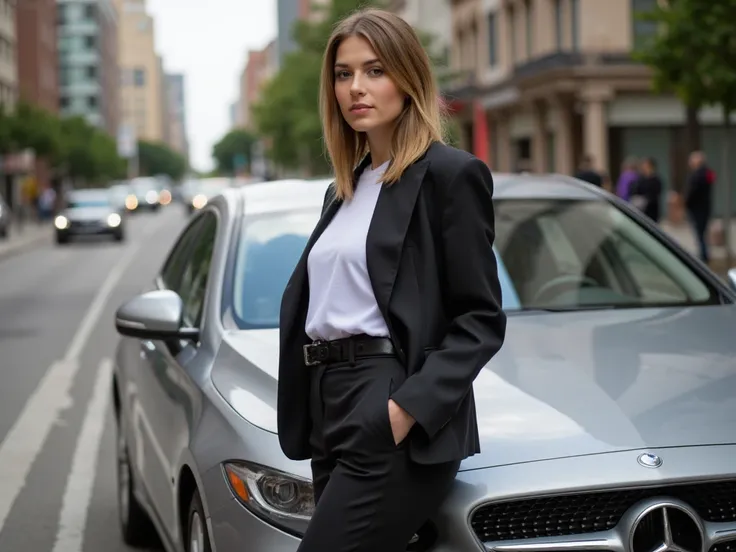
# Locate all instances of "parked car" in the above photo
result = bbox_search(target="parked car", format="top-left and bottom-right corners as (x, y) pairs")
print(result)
(112, 174), (736, 552)
(54, 188), (125, 244)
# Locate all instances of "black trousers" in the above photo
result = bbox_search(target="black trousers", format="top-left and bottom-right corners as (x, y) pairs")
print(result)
(297, 354), (460, 552)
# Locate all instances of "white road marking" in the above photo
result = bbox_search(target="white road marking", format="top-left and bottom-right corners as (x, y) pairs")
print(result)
(52, 358), (113, 552)
(0, 213), (171, 535)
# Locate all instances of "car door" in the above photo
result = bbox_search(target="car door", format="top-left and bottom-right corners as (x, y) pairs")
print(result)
(130, 211), (218, 540)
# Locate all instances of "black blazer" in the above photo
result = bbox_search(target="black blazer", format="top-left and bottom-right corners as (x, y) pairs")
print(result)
(277, 141), (507, 465)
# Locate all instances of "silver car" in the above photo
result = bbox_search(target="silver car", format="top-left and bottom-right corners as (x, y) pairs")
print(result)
(112, 175), (736, 552)
(55, 188), (125, 244)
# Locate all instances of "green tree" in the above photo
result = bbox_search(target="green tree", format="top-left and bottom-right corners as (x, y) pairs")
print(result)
(56, 116), (126, 184)
(9, 101), (61, 159)
(137, 140), (187, 181)
(632, 0), (710, 173)
(211, 128), (258, 175)
(635, 0), (736, 263)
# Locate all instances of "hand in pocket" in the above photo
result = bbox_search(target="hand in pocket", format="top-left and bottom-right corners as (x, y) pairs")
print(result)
(387, 398), (415, 445)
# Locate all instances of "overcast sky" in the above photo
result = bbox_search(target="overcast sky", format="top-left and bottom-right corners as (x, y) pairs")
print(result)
(146, 0), (277, 172)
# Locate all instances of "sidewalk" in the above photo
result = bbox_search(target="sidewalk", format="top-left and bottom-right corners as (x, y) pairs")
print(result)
(660, 218), (736, 275)
(0, 222), (53, 262)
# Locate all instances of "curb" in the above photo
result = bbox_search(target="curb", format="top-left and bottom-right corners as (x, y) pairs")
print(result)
(0, 229), (52, 262)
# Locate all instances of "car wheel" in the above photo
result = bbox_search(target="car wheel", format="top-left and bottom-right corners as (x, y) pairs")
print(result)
(56, 234), (68, 245)
(116, 421), (155, 547)
(187, 490), (212, 552)
(0, 226), (7, 239)
(114, 232), (124, 242)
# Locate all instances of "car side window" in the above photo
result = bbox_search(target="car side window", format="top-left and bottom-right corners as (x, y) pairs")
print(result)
(178, 212), (218, 328)
(160, 218), (204, 293)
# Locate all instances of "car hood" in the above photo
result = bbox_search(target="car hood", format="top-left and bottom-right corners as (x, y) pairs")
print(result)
(62, 207), (114, 221)
(211, 305), (736, 470)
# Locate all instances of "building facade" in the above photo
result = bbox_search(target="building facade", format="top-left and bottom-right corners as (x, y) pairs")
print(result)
(389, 0), (452, 63)
(115, 0), (164, 142)
(165, 73), (189, 159)
(57, 0), (119, 135)
(276, 0), (311, 67)
(16, 0), (58, 112)
(238, 39), (277, 131)
(0, 0), (18, 108)
(446, 0), (736, 216)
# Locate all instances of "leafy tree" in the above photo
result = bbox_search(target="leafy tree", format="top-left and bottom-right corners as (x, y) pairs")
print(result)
(252, 0), (391, 175)
(632, 0), (710, 172)
(9, 101), (61, 159)
(55, 116), (126, 184)
(137, 140), (187, 181)
(212, 128), (258, 175)
(635, 0), (736, 263)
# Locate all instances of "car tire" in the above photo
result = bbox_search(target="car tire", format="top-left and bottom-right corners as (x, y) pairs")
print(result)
(114, 232), (124, 242)
(56, 234), (68, 245)
(116, 420), (155, 547)
(186, 490), (212, 552)
(0, 226), (7, 239)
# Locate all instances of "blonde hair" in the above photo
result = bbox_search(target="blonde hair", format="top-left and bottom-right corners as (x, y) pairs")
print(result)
(319, 8), (445, 200)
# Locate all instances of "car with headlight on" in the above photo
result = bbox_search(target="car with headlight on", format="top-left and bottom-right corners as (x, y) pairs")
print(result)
(54, 188), (125, 244)
(130, 177), (163, 211)
(185, 177), (233, 214)
(111, 174), (736, 552)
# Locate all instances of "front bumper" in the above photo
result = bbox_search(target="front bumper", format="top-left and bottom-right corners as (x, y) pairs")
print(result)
(200, 444), (736, 552)
(57, 221), (122, 237)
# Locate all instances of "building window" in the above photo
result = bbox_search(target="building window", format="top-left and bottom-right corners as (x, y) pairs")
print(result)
(84, 35), (95, 49)
(60, 96), (70, 109)
(134, 68), (145, 87)
(487, 12), (498, 66)
(554, 0), (563, 50)
(87, 66), (96, 79)
(88, 96), (97, 108)
(571, 0), (580, 51)
(84, 4), (96, 19)
(632, 0), (658, 49)
(524, 0), (533, 58)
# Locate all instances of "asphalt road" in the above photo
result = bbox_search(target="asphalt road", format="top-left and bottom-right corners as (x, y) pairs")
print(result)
(0, 206), (188, 552)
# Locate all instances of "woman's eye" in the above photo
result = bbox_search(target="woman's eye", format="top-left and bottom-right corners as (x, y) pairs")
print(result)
(368, 68), (384, 77)
(336, 71), (351, 79)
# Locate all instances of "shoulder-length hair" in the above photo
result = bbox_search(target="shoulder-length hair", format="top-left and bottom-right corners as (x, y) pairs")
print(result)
(319, 8), (445, 200)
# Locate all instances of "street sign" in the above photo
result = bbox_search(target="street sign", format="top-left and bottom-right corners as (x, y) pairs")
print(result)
(117, 123), (137, 159)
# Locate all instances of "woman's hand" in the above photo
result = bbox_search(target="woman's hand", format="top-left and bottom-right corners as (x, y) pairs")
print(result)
(387, 399), (415, 445)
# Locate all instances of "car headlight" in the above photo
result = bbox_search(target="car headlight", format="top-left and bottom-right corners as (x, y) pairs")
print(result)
(107, 213), (122, 227)
(145, 190), (159, 204)
(54, 215), (69, 230)
(125, 194), (138, 210)
(223, 462), (314, 536)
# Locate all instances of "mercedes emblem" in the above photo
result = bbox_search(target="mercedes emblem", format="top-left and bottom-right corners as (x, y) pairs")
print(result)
(630, 503), (703, 552)
(638, 453), (663, 468)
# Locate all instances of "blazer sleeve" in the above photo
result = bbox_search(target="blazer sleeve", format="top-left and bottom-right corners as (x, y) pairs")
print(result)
(389, 157), (507, 439)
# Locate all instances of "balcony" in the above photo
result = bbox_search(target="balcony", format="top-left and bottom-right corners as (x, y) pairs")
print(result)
(512, 51), (639, 80)
(439, 68), (480, 100)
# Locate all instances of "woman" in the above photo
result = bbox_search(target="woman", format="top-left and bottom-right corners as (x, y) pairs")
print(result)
(629, 156), (663, 222)
(278, 8), (507, 551)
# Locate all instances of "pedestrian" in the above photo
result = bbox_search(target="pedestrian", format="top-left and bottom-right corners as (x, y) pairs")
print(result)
(616, 156), (639, 200)
(685, 150), (715, 263)
(574, 154), (604, 187)
(277, 8), (507, 552)
(629, 157), (663, 222)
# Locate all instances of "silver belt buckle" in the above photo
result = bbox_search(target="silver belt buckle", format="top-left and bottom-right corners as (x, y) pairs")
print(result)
(303, 344), (318, 366)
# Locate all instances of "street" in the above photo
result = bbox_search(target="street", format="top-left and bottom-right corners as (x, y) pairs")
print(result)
(0, 207), (186, 552)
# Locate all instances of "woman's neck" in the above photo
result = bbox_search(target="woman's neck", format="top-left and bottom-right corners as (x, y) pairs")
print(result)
(366, 129), (391, 169)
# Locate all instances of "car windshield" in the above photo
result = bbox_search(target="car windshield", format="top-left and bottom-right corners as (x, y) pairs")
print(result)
(229, 198), (721, 329)
(495, 198), (719, 311)
(67, 193), (111, 208)
(231, 209), (320, 329)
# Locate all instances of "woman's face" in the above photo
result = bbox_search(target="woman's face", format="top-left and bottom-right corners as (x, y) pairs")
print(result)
(333, 35), (405, 137)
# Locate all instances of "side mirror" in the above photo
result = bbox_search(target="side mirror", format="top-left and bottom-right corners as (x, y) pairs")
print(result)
(115, 289), (199, 341)
(727, 268), (736, 293)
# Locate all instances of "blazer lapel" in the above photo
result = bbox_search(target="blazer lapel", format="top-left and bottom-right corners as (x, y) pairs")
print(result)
(366, 157), (430, 317)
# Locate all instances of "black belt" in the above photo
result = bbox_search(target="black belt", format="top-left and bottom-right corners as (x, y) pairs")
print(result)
(303, 335), (395, 367)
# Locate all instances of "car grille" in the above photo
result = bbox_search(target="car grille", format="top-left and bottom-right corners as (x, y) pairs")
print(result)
(470, 480), (736, 543)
